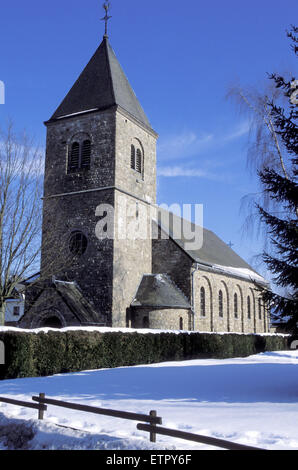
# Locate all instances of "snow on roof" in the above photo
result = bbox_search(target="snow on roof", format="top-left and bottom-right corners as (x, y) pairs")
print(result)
(212, 265), (268, 286)
(154, 209), (265, 279)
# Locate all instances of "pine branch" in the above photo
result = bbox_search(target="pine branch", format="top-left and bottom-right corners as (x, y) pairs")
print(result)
(258, 168), (298, 210)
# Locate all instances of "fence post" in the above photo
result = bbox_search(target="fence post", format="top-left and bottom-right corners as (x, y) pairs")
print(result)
(149, 410), (157, 443)
(38, 393), (45, 420)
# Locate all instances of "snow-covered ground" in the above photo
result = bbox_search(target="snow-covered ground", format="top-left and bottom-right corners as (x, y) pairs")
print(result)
(0, 350), (298, 450)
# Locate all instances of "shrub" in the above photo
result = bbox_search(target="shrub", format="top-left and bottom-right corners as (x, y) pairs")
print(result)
(0, 331), (36, 379)
(0, 330), (289, 380)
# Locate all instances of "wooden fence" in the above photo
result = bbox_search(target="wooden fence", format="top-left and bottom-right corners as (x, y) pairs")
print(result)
(0, 395), (47, 420)
(0, 394), (265, 450)
(137, 423), (264, 451)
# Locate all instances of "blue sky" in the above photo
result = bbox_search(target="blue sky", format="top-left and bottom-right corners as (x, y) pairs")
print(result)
(0, 0), (297, 275)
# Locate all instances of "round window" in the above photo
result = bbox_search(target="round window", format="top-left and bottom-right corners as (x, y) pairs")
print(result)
(69, 231), (88, 256)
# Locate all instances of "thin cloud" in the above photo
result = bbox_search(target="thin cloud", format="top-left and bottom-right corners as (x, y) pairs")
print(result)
(157, 132), (214, 161)
(224, 120), (250, 142)
(157, 122), (249, 164)
(157, 165), (227, 181)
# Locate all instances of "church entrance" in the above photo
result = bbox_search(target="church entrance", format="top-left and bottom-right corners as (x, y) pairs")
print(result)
(40, 316), (63, 329)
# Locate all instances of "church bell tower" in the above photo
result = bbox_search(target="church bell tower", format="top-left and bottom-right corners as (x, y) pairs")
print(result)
(40, 4), (158, 327)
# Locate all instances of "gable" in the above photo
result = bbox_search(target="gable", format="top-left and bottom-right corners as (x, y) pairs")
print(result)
(154, 209), (267, 286)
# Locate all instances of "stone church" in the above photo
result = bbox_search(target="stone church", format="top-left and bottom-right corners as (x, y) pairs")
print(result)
(20, 25), (270, 334)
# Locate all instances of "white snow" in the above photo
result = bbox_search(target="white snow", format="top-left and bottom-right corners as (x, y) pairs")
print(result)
(57, 109), (98, 119)
(0, 325), (288, 336)
(0, 350), (298, 450)
(212, 264), (268, 285)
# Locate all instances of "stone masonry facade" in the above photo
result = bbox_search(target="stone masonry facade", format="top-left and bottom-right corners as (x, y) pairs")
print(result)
(193, 269), (269, 334)
(131, 307), (193, 331)
(21, 35), (270, 333)
(152, 235), (269, 333)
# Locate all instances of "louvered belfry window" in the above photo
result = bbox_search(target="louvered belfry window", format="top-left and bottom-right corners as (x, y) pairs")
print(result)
(68, 139), (91, 172)
(136, 148), (142, 173)
(69, 142), (80, 171)
(130, 141), (143, 175)
(131, 145), (136, 169)
(81, 140), (91, 168)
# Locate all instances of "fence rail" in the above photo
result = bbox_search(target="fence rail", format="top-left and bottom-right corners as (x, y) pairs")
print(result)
(0, 393), (265, 450)
(136, 423), (265, 451)
(0, 395), (47, 419)
(32, 395), (162, 426)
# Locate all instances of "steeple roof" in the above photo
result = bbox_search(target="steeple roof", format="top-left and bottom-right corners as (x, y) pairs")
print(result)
(49, 37), (152, 129)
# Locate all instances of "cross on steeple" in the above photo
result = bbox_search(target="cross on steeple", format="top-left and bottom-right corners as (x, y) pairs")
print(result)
(101, 2), (112, 38)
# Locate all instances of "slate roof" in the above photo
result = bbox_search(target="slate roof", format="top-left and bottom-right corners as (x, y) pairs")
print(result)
(49, 37), (152, 130)
(131, 274), (191, 309)
(155, 208), (264, 278)
(53, 280), (100, 324)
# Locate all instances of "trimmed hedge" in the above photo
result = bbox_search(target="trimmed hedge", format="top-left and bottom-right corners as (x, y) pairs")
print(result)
(0, 330), (290, 380)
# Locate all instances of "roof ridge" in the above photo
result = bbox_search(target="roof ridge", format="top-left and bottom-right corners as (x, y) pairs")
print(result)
(104, 37), (116, 106)
(156, 207), (262, 276)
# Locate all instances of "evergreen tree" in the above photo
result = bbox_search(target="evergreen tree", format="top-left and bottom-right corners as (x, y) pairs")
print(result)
(258, 26), (298, 332)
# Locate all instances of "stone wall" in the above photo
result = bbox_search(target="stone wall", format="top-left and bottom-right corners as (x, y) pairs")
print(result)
(40, 107), (158, 329)
(131, 307), (193, 331)
(151, 235), (269, 334)
(152, 229), (193, 300)
(115, 109), (157, 205)
(110, 111), (157, 327)
(41, 189), (115, 323)
(43, 110), (116, 197)
(112, 192), (153, 327)
(193, 268), (269, 334)
(41, 109), (119, 324)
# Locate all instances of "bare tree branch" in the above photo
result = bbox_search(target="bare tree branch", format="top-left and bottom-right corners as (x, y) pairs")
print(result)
(0, 121), (76, 324)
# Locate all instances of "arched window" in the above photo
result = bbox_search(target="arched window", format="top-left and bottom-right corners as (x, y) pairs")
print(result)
(136, 148), (142, 173)
(258, 298), (262, 320)
(131, 145), (136, 169)
(68, 138), (91, 172)
(234, 293), (238, 318)
(81, 140), (91, 168)
(179, 317), (183, 330)
(69, 142), (80, 171)
(219, 290), (223, 317)
(130, 140), (143, 175)
(200, 287), (206, 317)
(247, 296), (251, 319)
(69, 231), (88, 256)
